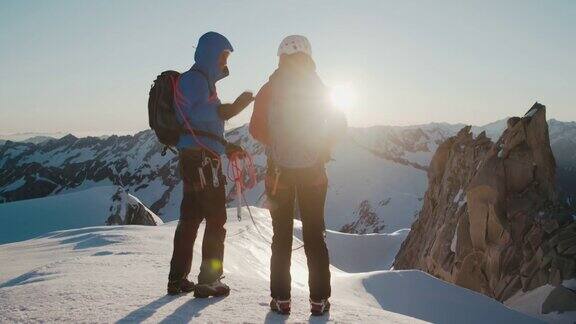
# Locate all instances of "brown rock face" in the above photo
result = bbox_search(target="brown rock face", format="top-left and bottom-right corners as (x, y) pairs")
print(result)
(394, 103), (576, 312)
(340, 200), (387, 234)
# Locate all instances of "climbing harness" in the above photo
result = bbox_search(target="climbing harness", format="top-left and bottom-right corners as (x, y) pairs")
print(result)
(271, 167), (281, 196)
(228, 150), (257, 220)
(210, 158), (221, 188)
(171, 74), (256, 217)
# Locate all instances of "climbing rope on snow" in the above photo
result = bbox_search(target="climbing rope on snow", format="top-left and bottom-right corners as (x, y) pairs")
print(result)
(241, 191), (305, 251)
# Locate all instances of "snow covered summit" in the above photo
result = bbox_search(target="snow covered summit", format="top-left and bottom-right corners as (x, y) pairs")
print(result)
(0, 207), (537, 323)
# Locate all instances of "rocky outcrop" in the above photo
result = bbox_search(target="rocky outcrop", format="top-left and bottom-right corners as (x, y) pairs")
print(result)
(106, 187), (163, 226)
(340, 199), (387, 234)
(394, 103), (576, 314)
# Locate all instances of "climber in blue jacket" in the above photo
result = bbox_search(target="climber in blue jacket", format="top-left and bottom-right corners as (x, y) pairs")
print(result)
(168, 32), (254, 297)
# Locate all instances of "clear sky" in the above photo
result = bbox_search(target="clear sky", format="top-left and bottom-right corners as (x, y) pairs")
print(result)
(0, 0), (574, 136)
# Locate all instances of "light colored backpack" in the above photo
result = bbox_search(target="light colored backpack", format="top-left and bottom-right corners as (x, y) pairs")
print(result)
(267, 76), (328, 169)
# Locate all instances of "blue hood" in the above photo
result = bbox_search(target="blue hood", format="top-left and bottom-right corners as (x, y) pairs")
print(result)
(193, 32), (234, 87)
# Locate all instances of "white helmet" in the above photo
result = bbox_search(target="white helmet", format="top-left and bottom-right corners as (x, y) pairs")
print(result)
(277, 35), (312, 57)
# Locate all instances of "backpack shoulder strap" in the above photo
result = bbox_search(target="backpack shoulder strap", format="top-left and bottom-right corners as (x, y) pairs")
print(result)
(176, 69), (229, 147)
(189, 68), (215, 96)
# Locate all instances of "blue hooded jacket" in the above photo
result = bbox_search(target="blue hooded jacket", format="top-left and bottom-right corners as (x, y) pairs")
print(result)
(175, 32), (233, 154)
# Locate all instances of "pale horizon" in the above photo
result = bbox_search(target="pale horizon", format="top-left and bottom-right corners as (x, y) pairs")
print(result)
(1, 112), (574, 140)
(1, 1), (575, 135)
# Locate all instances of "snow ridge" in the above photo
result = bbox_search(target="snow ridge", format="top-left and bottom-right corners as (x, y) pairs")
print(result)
(0, 208), (538, 323)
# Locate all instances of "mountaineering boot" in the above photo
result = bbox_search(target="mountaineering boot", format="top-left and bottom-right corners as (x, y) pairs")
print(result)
(194, 278), (230, 298)
(167, 278), (195, 295)
(270, 298), (291, 315)
(310, 299), (330, 316)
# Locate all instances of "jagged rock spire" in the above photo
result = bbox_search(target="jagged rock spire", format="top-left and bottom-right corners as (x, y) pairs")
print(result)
(394, 103), (576, 314)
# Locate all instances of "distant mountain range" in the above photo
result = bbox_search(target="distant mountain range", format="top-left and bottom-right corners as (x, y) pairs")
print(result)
(1, 118), (575, 235)
(0, 132), (66, 143)
(0, 131), (136, 144)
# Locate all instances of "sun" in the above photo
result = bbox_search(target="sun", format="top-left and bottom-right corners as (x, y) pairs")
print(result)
(330, 84), (356, 110)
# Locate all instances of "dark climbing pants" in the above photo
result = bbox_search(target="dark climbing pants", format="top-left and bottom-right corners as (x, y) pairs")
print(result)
(168, 150), (227, 284)
(268, 165), (331, 301)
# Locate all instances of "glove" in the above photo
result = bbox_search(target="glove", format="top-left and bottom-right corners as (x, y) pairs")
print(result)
(233, 91), (255, 110)
(226, 143), (246, 159)
(218, 92), (255, 120)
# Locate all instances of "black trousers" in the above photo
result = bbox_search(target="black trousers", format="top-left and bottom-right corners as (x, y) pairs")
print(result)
(268, 165), (331, 301)
(168, 150), (227, 284)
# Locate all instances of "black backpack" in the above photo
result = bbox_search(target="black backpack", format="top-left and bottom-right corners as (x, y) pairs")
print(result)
(148, 70), (238, 156)
(148, 70), (182, 149)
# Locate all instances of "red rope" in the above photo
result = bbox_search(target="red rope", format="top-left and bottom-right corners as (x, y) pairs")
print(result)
(228, 150), (257, 193)
(172, 75), (220, 159)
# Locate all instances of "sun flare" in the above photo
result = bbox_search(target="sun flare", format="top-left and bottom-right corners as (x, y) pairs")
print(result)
(330, 84), (356, 110)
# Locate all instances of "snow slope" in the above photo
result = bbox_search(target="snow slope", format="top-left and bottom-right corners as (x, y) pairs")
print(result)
(505, 282), (576, 324)
(0, 186), (118, 244)
(0, 208), (538, 323)
(322, 229), (409, 273)
(0, 186), (164, 244)
(326, 136), (427, 232)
